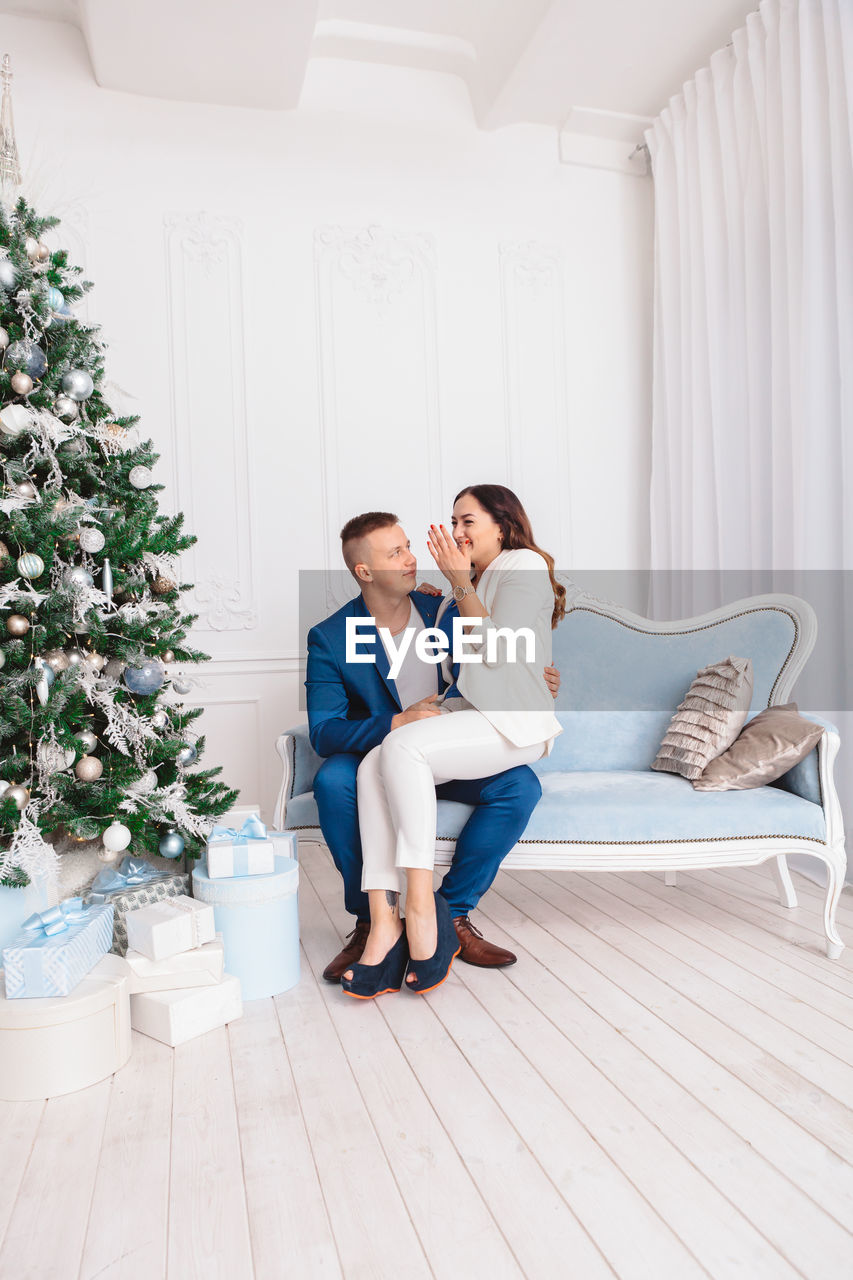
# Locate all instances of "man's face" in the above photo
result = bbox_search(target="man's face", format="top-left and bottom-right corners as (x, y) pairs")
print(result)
(357, 524), (417, 593)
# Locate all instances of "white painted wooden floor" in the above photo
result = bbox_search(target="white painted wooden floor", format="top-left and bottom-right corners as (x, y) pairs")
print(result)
(2, 842), (853, 1280)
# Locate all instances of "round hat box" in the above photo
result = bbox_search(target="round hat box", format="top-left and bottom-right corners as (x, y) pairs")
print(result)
(0, 953), (131, 1101)
(192, 855), (299, 1000)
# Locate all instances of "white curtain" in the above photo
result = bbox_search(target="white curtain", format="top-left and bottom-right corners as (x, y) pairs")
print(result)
(645, 0), (853, 879)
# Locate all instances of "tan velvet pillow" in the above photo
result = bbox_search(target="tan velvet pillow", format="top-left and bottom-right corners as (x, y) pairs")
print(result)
(652, 655), (754, 780)
(692, 703), (824, 791)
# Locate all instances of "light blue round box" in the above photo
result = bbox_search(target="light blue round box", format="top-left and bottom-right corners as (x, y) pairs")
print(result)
(192, 855), (299, 1000)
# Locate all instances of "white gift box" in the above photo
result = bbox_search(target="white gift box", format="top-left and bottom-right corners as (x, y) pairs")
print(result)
(206, 835), (275, 879)
(130, 973), (242, 1046)
(0, 953), (131, 1101)
(122, 936), (225, 993)
(125, 895), (215, 962)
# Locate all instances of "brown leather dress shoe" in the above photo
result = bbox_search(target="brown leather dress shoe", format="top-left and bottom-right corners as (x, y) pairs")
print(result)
(452, 916), (517, 968)
(323, 921), (372, 983)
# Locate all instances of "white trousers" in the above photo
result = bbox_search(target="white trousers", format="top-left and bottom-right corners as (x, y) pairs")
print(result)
(358, 709), (546, 894)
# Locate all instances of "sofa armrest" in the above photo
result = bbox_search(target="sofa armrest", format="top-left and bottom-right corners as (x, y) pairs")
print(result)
(273, 724), (323, 829)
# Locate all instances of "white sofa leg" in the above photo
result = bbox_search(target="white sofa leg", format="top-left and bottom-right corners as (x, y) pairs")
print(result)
(664, 870), (677, 887)
(823, 846), (846, 959)
(771, 855), (798, 909)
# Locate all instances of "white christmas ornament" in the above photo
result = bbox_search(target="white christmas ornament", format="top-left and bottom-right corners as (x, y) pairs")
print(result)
(78, 526), (106, 553)
(0, 403), (31, 437)
(128, 466), (153, 490)
(102, 821), (132, 853)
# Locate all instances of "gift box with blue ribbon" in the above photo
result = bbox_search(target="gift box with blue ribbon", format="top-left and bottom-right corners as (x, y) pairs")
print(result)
(206, 814), (276, 879)
(84, 856), (189, 956)
(2, 898), (115, 999)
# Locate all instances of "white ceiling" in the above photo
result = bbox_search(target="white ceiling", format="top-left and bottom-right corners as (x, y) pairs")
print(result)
(1, 0), (758, 132)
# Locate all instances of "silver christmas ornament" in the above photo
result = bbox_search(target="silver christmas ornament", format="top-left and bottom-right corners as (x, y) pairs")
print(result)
(74, 728), (98, 753)
(0, 650), (4, 670)
(162, 649), (175, 664)
(54, 395), (79, 423)
(151, 709), (168, 729)
(61, 369), (94, 401)
(10, 370), (32, 395)
(65, 566), (94, 588)
(128, 466), (153, 489)
(44, 649), (70, 673)
(63, 437), (86, 455)
(176, 744), (198, 767)
(6, 340), (47, 379)
(35, 243), (50, 263)
(104, 657), (125, 680)
(137, 769), (158, 791)
(25, 237), (39, 261)
(78, 526), (105, 554)
(172, 676), (193, 695)
(0, 327), (7, 347)
(101, 558), (113, 604)
(84, 650), (107, 672)
(13, 480), (36, 499)
(4, 784), (29, 810)
(6, 614), (29, 636)
(0, 259), (17, 290)
(96, 845), (120, 865)
(75, 755), (103, 782)
(65, 650), (83, 668)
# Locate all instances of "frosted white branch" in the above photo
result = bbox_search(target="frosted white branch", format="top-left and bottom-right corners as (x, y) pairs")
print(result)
(75, 664), (159, 761)
(0, 800), (59, 884)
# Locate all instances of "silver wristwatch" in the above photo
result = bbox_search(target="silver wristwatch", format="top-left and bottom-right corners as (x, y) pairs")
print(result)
(452, 583), (475, 602)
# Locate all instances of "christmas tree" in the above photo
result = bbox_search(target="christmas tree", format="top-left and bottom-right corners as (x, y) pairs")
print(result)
(0, 56), (238, 887)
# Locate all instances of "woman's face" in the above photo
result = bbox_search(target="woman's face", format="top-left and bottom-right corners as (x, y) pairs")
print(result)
(451, 493), (503, 567)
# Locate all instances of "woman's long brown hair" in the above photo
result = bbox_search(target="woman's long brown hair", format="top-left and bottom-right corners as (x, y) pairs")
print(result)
(454, 484), (566, 628)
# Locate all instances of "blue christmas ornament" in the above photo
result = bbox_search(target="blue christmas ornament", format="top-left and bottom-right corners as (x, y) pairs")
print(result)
(159, 831), (185, 859)
(123, 660), (164, 695)
(48, 287), (65, 310)
(6, 340), (47, 379)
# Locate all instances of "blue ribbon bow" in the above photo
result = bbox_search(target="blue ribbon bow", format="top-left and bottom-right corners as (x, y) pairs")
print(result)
(210, 814), (268, 845)
(22, 896), (88, 937)
(89, 854), (165, 897)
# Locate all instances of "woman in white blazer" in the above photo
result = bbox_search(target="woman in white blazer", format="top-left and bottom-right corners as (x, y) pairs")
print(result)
(342, 484), (565, 1000)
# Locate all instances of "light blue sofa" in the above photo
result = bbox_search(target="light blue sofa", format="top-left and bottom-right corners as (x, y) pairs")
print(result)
(275, 588), (846, 958)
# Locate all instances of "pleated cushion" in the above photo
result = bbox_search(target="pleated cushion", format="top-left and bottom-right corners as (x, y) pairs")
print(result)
(651, 655), (754, 780)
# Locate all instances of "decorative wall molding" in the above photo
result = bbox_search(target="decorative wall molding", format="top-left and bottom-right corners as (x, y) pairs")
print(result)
(499, 239), (572, 563)
(164, 212), (257, 633)
(314, 224), (443, 610)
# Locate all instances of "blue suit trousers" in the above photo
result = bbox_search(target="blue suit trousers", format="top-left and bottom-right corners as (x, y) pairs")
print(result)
(313, 754), (541, 921)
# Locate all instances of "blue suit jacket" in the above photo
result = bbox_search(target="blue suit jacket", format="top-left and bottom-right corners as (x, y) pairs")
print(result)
(306, 591), (451, 758)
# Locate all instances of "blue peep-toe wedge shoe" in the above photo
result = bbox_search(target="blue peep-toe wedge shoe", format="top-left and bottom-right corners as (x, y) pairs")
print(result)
(405, 893), (461, 994)
(340, 928), (409, 999)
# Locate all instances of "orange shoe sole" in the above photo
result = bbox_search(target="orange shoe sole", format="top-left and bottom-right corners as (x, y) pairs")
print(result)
(405, 945), (461, 995)
(341, 985), (401, 1000)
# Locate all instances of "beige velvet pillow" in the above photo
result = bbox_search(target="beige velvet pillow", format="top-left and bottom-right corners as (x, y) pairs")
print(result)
(692, 703), (824, 791)
(652, 655), (754, 781)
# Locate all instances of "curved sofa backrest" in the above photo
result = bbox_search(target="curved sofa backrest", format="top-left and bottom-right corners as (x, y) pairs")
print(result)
(537, 591), (817, 773)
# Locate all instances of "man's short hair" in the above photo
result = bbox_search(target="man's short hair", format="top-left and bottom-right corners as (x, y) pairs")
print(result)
(340, 511), (399, 573)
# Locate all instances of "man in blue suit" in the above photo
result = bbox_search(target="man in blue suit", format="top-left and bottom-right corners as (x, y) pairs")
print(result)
(306, 510), (553, 982)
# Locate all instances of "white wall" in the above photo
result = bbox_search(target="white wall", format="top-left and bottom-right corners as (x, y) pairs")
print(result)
(4, 14), (654, 819)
